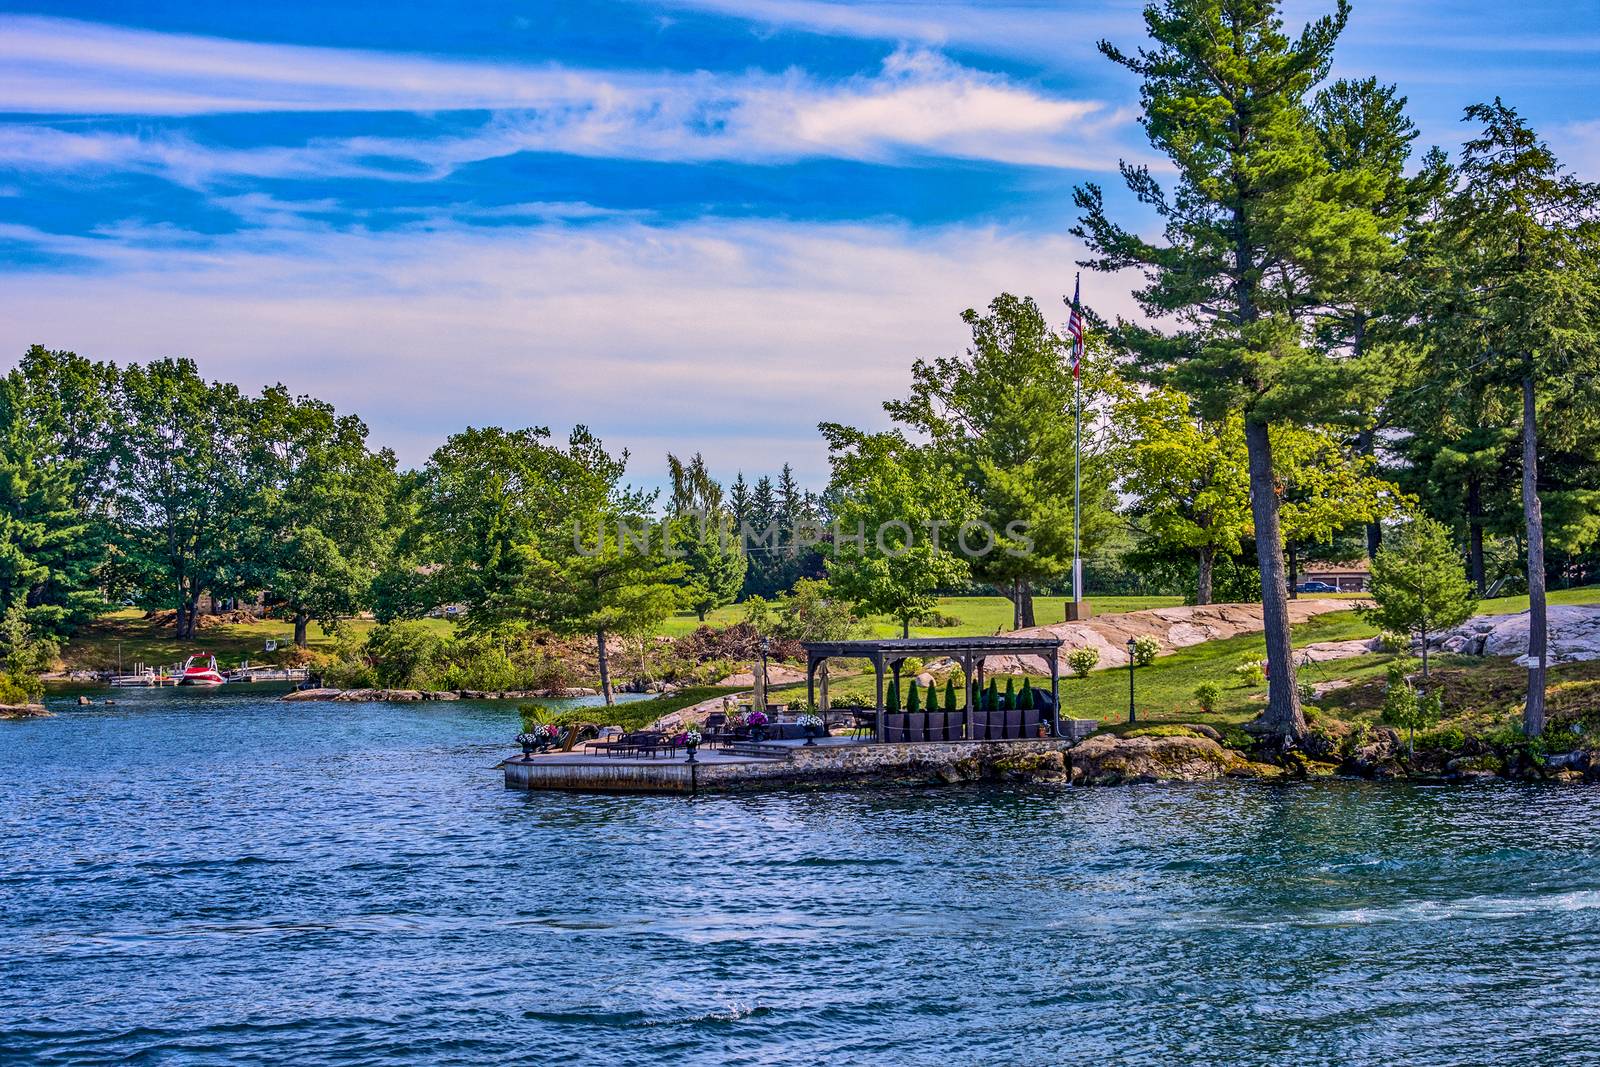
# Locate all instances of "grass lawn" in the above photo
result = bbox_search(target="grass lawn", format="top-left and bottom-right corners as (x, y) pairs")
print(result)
(654, 594), (1186, 638)
(810, 596), (1600, 739)
(55, 609), (456, 673)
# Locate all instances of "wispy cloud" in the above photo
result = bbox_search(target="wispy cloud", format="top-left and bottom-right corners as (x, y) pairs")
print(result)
(0, 213), (1138, 481)
(0, 16), (1134, 177)
(645, 0), (1143, 62)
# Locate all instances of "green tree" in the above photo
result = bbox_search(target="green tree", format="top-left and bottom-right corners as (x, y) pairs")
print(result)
(0, 375), (106, 636)
(885, 294), (1122, 627)
(819, 425), (971, 638)
(115, 359), (259, 641)
(0, 603), (57, 704)
(251, 388), (401, 647)
(1430, 100), (1600, 734)
(1114, 389), (1251, 604)
(498, 429), (684, 705)
(1074, 0), (1393, 741)
(1360, 517), (1477, 679)
(665, 452), (746, 621)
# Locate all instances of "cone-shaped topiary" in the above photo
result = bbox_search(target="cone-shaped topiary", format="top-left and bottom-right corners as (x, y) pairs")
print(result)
(945, 677), (958, 712)
(926, 681), (939, 713)
(1018, 679), (1034, 710)
(907, 682), (921, 713)
(887, 677), (900, 713)
(986, 678), (999, 711)
(1003, 677), (1015, 710)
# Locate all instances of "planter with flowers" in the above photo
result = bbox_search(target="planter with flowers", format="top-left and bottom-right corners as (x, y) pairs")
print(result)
(796, 712), (825, 745)
(514, 722), (561, 757)
(745, 708), (769, 742)
(680, 729), (701, 761)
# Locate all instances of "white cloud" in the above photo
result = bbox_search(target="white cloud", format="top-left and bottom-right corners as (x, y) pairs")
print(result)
(0, 214), (1139, 485)
(0, 16), (1135, 176)
(645, 0), (1143, 62)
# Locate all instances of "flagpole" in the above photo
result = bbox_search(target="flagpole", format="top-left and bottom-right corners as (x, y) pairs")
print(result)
(1073, 349), (1082, 607)
(1068, 272), (1089, 622)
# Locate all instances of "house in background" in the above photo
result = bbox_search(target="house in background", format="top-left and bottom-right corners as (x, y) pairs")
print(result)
(1299, 559), (1371, 593)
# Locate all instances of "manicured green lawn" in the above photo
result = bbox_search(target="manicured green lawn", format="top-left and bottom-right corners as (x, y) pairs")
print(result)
(56, 609), (454, 673)
(654, 594), (1186, 638)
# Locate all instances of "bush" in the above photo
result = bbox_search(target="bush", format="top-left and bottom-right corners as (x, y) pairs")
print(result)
(1131, 635), (1160, 667)
(900, 657), (925, 677)
(1234, 661), (1266, 687)
(1067, 647), (1100, 679)
(1194, 681), (1221, 714)
(0, 672), (41, 705)
(912, 609), (960, 628)
(1297, 680), (1316, 706)
(1378, 632), (1410, 654)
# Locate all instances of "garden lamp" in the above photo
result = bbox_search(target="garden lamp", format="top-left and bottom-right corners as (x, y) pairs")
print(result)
(1126, 637), (1137, 724)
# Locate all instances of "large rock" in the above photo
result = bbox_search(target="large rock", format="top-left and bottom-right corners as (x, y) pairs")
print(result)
(1067, 733), (1249, 785)
(1433, 605), (1600, 665)
(0, 703), (49, 718)
(280, 687), (343, 702)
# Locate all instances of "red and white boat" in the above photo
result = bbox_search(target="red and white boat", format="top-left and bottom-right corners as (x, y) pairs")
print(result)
(177, 653), (226, 686)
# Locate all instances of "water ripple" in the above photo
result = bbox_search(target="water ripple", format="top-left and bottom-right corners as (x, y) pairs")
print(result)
(6, 689), (1600, 1064)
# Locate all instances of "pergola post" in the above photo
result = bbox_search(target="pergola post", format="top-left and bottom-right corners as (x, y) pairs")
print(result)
(961, 652), (974, 741)
(1049, 646), (1062, 737)
(806, 655), (817, 712)
(873, 653), (886, 743)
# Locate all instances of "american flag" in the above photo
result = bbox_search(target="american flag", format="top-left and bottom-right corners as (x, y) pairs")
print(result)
(1067, 274), (1085, 379)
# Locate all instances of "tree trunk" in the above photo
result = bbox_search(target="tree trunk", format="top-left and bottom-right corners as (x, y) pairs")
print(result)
(1243, 417), (1305, 742)
(596, 626), (614, 706)
(1018, 581), (1036, 628)
(1197, 545), (1214, 606)
(1420, 621), (1430, 680)
(696, 607), (706, 622)
(1521, 375), (1547, 736)
(293, 612), (309, 649)
(1287, 543), (1299, 600)
(1359, 426), (1382, 559)
(1008, 578), (1022, 630)
(1468, 476), (1486, 595)
(901, 617), (910, 639)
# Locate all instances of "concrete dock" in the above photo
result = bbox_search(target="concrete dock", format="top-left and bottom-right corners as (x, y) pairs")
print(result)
(503, 725), (1100, 794)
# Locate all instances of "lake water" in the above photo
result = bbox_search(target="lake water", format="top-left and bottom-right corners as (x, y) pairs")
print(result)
(6, 688), (1600, 1065)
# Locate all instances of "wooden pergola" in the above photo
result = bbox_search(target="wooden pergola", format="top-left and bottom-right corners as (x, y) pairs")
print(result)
(802, 636), (1064, 743)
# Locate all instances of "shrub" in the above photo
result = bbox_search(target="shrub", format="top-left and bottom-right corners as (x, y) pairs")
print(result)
(1378, 632), (1410, 654)
(1017, 679), (1034, 710)
(1234, 661), (1266, 687)
(1131, 635), (1160, 667)
(912, 609), (960, 628)
(1297, 680), (1317, 706)
(906, 683), (921, 713)
(886, 677), (901, 713)
(1003, 677), (1016, 710)
(1125, 724), (1201, 739)
(925, 682), (940, 713)
(1381, 662), (1440, 755)
(0, 672), (40, 705)
(944, 677), (958, 711)
(1194, 681), (1221, 713)
(900, 657), (925, 677)
(1067, 647), (1100, 679)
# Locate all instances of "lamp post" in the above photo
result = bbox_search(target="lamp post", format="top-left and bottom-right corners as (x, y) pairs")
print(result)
(1126, 637), (1137, 724)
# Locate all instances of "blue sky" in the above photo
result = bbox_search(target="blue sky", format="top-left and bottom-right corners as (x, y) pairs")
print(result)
(2, 0), (1597, 488)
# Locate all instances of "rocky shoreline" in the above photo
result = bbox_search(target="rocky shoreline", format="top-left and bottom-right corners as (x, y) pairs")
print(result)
(280, 686), (605, 703)
(0, 703), (50, 719)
